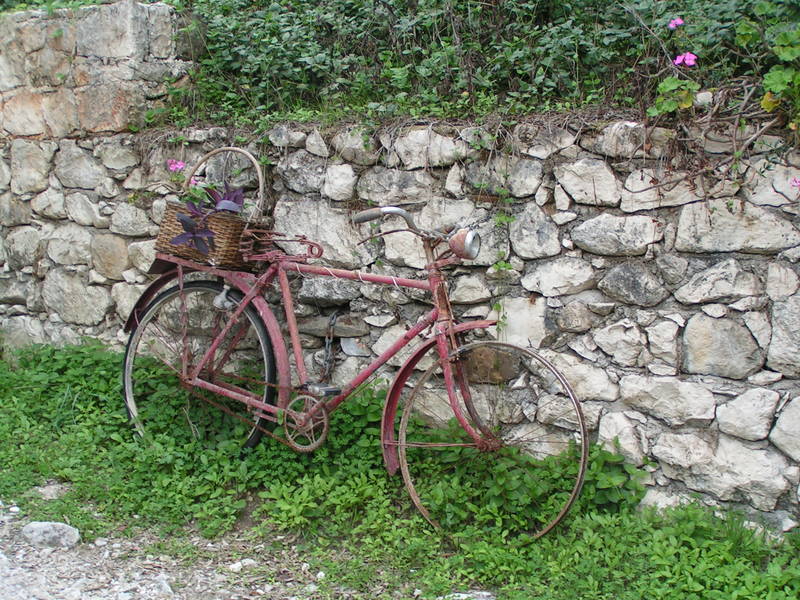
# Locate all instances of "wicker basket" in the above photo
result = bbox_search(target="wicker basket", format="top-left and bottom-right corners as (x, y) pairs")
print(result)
(154, 146), (269, 269)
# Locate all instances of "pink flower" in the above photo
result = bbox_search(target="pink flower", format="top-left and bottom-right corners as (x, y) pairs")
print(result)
(668, 17), (684, 30)
(673, 52), (697, 67)
(167, 159), (186, 172)
(189, 177), (200, 187)
(791, 177), (800, 189)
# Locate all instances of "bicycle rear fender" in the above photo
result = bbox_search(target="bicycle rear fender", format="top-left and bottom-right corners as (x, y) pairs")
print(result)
(380, 319), (496, 475)
(123, 268), (182, 333)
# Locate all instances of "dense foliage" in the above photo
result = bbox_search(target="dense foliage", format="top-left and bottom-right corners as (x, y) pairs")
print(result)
(177, 0), (800, 129)
(2, 343), (800, 598)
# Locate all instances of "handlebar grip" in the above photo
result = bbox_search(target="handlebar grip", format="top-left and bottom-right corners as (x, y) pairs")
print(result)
(352, 207), (386, 224)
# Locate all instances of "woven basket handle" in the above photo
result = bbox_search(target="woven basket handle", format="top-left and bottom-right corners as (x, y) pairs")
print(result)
(182, 146), (269, 223)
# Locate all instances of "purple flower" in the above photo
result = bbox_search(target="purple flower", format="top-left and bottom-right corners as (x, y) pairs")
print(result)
(673, 52), (697, 67)
(206, 183), (245, 213)
(791, 177), (800, 189)
(171, 213), (215, 255)
(167, 159), (186, 172)
(668, 17), (684, 30)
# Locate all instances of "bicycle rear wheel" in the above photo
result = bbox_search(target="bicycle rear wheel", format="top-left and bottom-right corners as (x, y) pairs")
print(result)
(122, 280), (276, 447)
(397, 341), (588, 539)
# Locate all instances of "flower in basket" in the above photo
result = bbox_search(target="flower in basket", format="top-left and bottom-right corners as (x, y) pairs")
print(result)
(170, 183), (246, 255)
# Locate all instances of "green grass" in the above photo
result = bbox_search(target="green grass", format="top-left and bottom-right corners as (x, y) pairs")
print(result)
(1, 343), (798, 599)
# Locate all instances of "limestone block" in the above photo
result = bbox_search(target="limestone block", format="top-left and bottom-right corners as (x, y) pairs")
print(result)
(513, 123), (576, 159)
(110, 202), (154, 237)
(580, 121), (672, 159)
(539, 349), (620, 402)
(450, 274), (491, 304)
(593, 318), (647, 367)
(146, 2), (176, 58)
(620, 169), (701, 212)
(741, 159), (800, 208)
(653, 432), (715, 470)
(572, 213), (663, 256)
(1, 91), (46, 136)
(322, 164), (357, 201)
(76, 0), (148, 59)
(331, 127), (380, 165)
(645, 320), (679, 366)
(372, 324), (436, 369)
(276, 149), (326, 193)
(598, 412), (646, 465)
(393, 127), (473, 169)
(273, 198), (379, 268)
(75, 82), (146, 133)
(298, 276), (361, 307)
(598, 263), (668, 307)
(675, 199), (800, 254)
(508, 201), (560, 259)
(31, 188), (67, 219)
(111, 281), (147, 321)
(47, 223), (92, 266)
(95, 139), (140, 170)
(620, 374), (716, 426)
(465, 155), (544, 198)
(42, 89), (80, 138)
(0, 315), (48, 352)
(682, 314), (764, 379)
(769, 398), (800, 462)
(4, 226), (42, 269)
(521, 257), (595, 297)
(356, 167), (437, 204)
(54, 140), (108, 189)
(91, 233), (131, 280)
(554, 158), (620, 206)
(0, 275), (31, 304)
(717, 388), (779, 441)
(487, 296), (552, 348)
(296, 315), (369, 338)
(22, 521), (80, 549)
(128, 239), (156, 272)
(673, 259), (762, 304)
(0, 193), (32, 226)
(555, 301), (594, 333)
(65, 192), (106, 228)
(42, 269), (113, 325)
(742, 310), (771, 349)
(655, 254), (688, 285)
(766, 262), (799, 301)
(0, 158), (10, 191)
(10, 139), (56, 195)
(305, 129), (330, 157)
(767, 292), (800, 376)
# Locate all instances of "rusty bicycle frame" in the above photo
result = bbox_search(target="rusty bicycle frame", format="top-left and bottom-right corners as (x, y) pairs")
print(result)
(124, 208), (495, 475)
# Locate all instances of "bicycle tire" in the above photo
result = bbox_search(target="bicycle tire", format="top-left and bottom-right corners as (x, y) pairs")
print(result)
(122, 280), (276, 447)
(397, 341), (588, 539)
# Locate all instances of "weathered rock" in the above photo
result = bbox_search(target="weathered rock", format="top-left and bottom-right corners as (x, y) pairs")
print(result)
(465, 155), (544, 198)
(356, 166), (437, 204)
(620, 169), (700, 212)
(450, 274), (491, 304)
(267, 125), (307, 148)
(513, 123), (576, 159)
(95, 139), (140, 170)
(0, 193), (31, 226)
(42, 269), (113, 325)
(46, 223), (92, 265)
(673, 259), (762, 304)
(620, 374), (715, 426)
(322, 164), (357, 201)
(675, 199), (800, 254)
(645, 320), (679, 366)
(54, 140), (108, 189)
(128, 239), (156, 272)
(488, 296), (552, 348)
(521, 257), (595, 297)
(598, 263), (668, 307)
(572, 213), (663, 256)
(4, 226), (42, 269)
(0, 158), (10, 191)
(717, 388), (779, 441)
(111, 281), (147, 320)
(298, 276), (362, 307)
(540, 349), (619, 402)
(110, 202), (155, 237)
(766, 262), (799, 301)
(372, 324), (436, 369)
(305, 129), (330, 157)
(742, 159), (800, 208)
(581, 121), (671, 159)
(598, 412), (646, 465)
(21, 522), (80, 549)
(682, 314), (763, 379)
(655, 254), (688, 285)
(31, 188), (67, 219)
(742, 310), (771, 349)
(593, 318), (647, 367)
(769, 398), (800, 462)
(65, 192), (108, 228)
(767, 292), (800, 376)
(555, 301), (594, 333)
(554, 158), (620, 206)
(10, 139), (56, 195)
(393, 127), (472, 169)
(331, 127), (380, 165)
(91, 233), (131, 280)
(276, 149), (327, 194)
(508, 201), (560, 259)
(296, 314), (369, 338)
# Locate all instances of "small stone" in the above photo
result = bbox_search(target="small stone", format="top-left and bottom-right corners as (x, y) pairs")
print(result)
(21, 521), (81, 548)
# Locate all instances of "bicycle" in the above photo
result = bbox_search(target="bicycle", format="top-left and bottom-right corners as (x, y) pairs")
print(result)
(122, 205), (588, 539)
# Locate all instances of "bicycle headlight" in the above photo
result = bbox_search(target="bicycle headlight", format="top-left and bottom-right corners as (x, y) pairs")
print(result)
(449, 228), (481, 260)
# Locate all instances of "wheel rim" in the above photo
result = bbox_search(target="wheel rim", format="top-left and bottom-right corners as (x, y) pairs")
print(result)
(398, 341), (588, 539)
(122, 281), (275, 447)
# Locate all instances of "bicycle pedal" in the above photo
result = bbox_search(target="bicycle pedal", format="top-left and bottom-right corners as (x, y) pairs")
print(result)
(305, 383), (341, 397)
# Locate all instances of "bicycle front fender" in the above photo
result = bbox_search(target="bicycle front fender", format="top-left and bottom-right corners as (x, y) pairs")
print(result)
(379, 319), (496, 475)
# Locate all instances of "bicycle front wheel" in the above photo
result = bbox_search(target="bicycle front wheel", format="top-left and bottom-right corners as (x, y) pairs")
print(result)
(397, 341), (588, 539)
(122, 280), (276, 447)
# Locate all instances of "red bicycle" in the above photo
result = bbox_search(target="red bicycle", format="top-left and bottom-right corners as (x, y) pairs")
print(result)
(122, 205), (588, 538)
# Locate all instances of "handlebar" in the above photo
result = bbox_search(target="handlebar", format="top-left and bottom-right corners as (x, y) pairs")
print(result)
(352, 206), (418, 231)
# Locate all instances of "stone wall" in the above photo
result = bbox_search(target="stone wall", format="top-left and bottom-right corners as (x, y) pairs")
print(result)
(1, 2), (799, 530)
